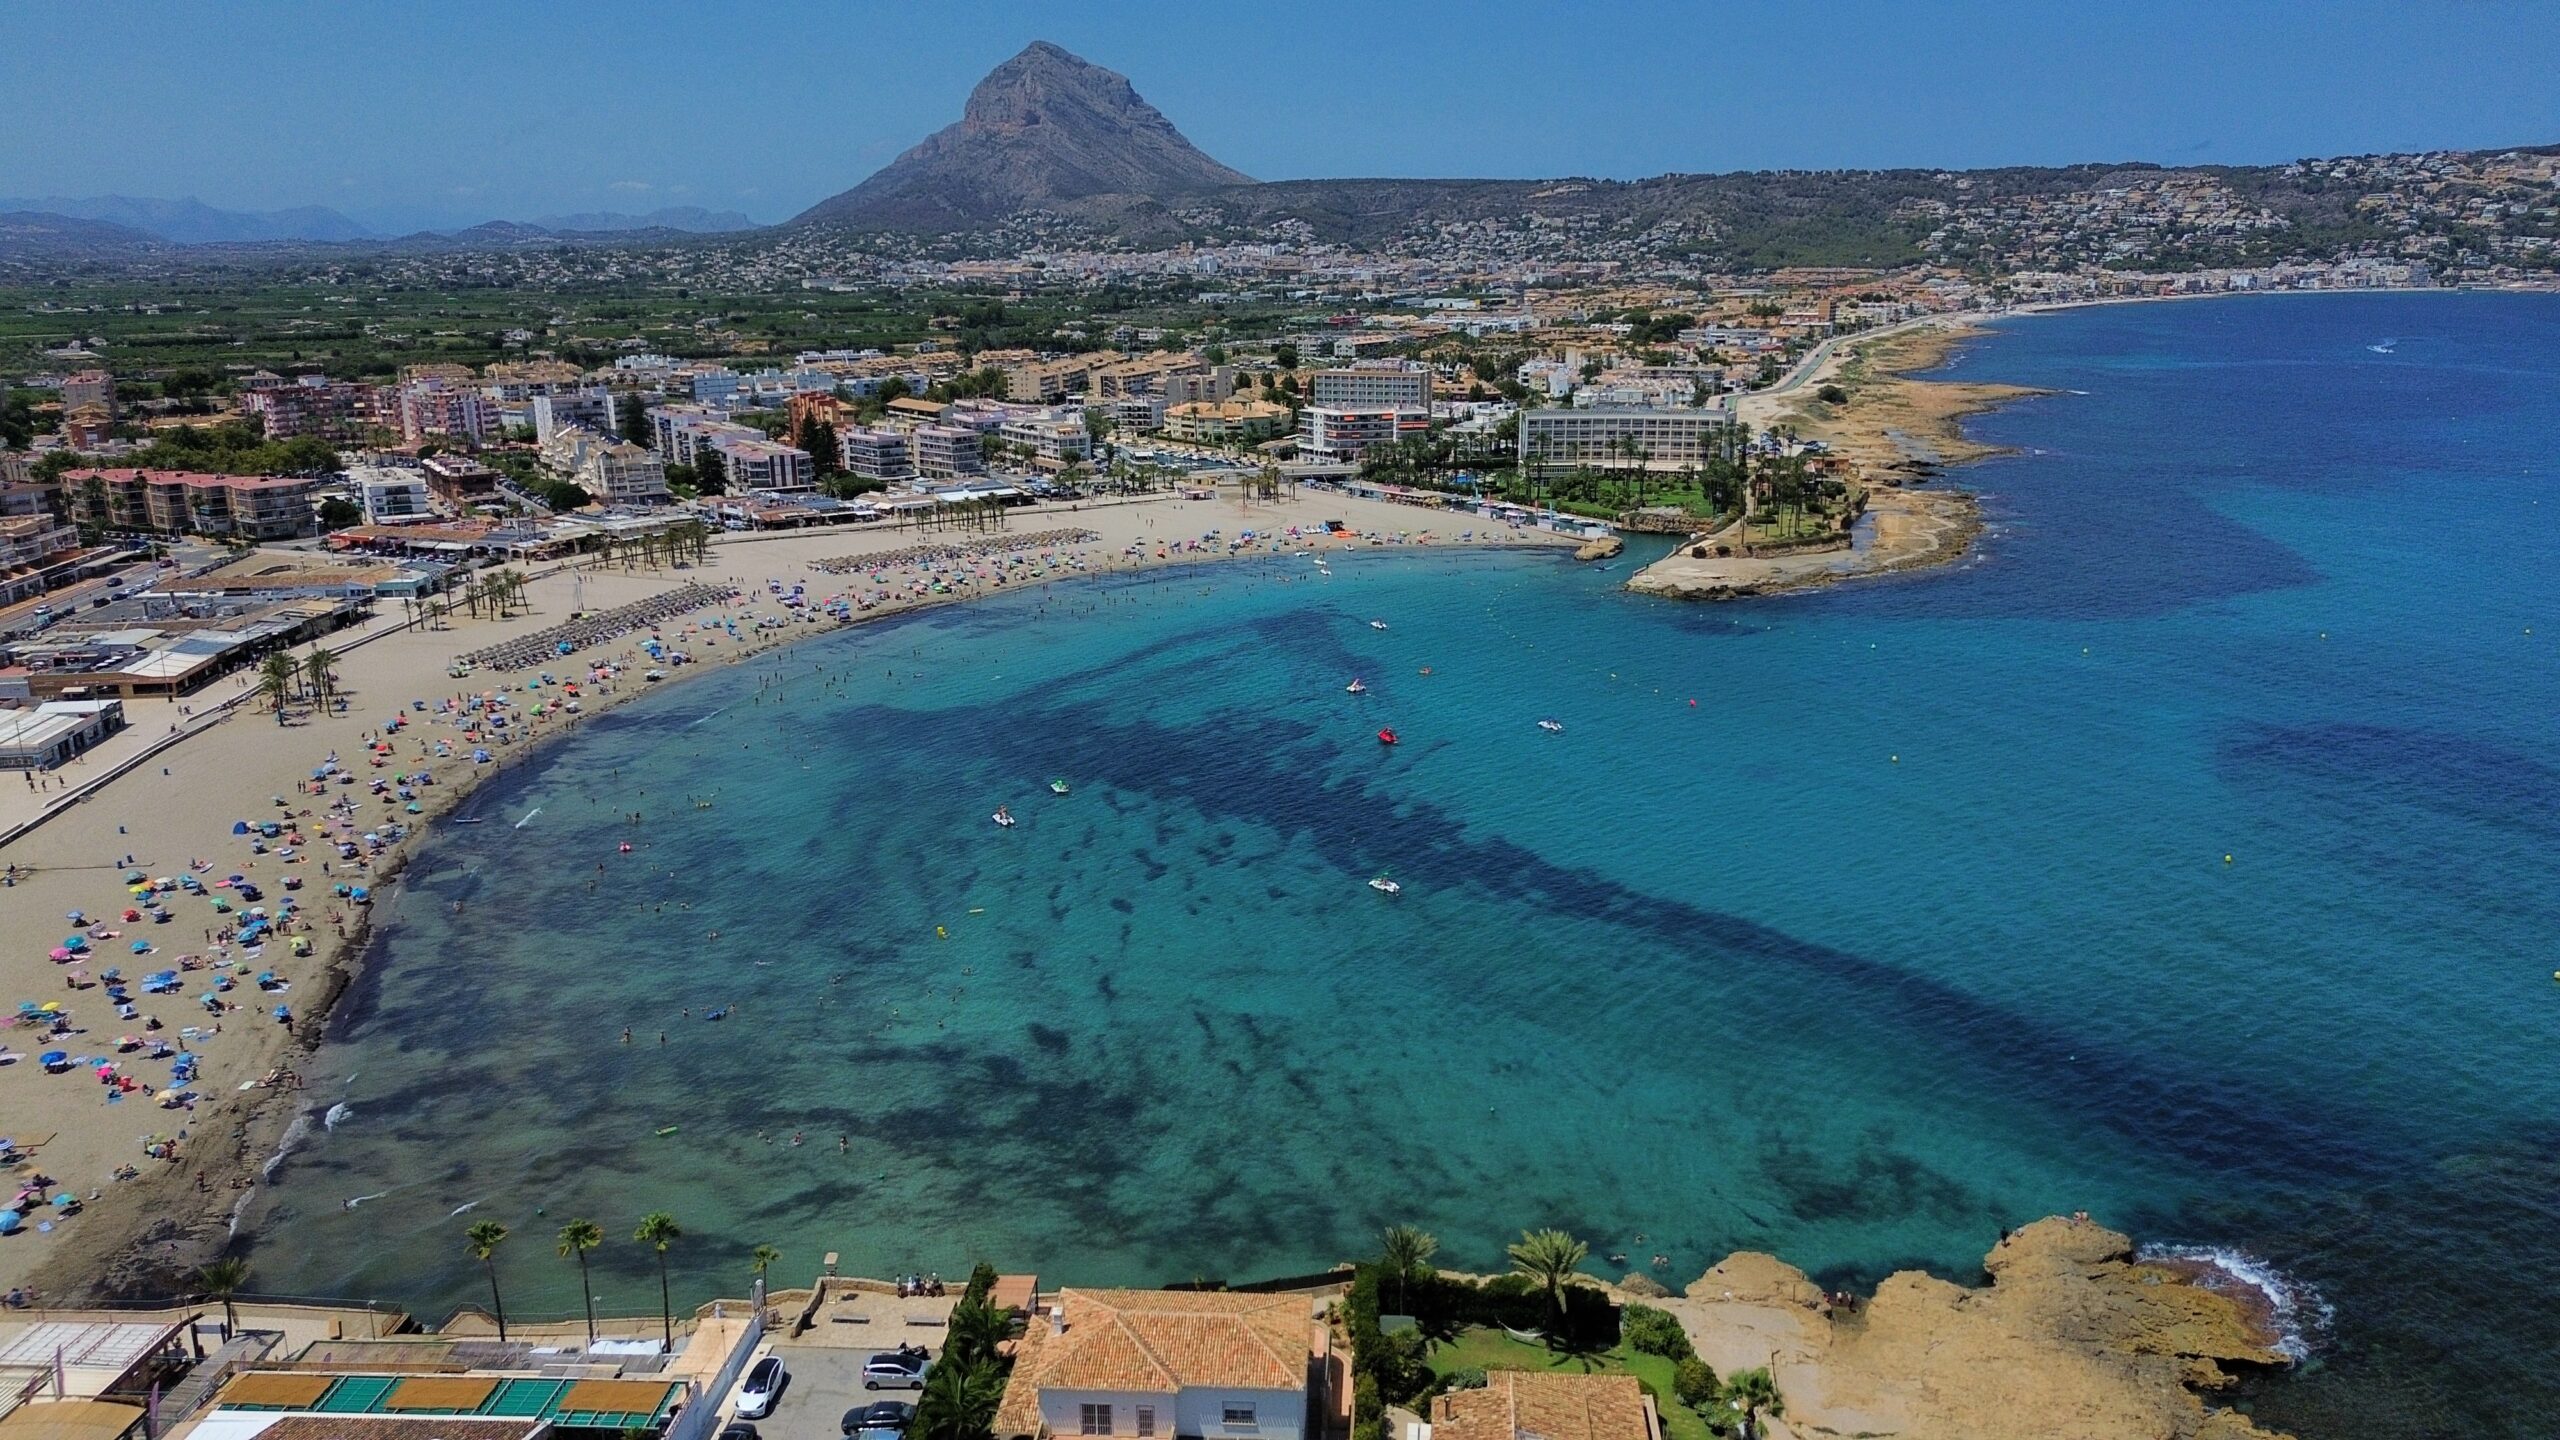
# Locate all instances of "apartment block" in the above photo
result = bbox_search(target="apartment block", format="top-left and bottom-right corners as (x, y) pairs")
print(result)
(913, 425), (985, 479)
(238, 376), (380, 440)
(531, 388), (617, 443)
(59, 369), (116, 416)
(1309, 361), (1430, 414)
(394, 379), (500, 448)
(64, 468), (320, 540)
(998, 414), (1093, 469)
(840, 426), (918, 483)
(1517, 407), (1728, 474)
(709, 434), (815, 493)
(1162, 399), (1291, 445)
(1301, 407), (1403, 462)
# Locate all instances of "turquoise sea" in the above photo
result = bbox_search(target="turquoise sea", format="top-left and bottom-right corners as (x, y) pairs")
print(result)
(248, 294), (2559, 1437)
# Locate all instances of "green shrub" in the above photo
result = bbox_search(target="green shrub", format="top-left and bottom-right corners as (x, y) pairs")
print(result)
(1816, 384), (1848, 405)
(1673, 1357), (1721, 1409)
(1441, 1368), (1487, 1392)
(1620, 1303), (1694, 1361)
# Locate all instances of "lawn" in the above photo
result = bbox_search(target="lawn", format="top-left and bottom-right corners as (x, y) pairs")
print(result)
(1424, 1328), (1713, 1440)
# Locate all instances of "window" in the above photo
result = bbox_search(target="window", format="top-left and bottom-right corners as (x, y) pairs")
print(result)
(1135, 1407), (1155, 1438)
(1080, 1406), (1113, 1436)
(1222, 1403), (1258, 1429)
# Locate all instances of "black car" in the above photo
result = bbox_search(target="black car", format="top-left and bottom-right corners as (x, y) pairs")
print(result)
(842, 1401), (915, 1436)
(721, 1425), (762, 1440)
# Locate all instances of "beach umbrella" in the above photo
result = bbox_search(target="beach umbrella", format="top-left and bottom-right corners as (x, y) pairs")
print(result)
(122, 870), (145, 884)
(131, 941), (151, 954)
(0, 1213), (21, 1235)
(51, 1193), (74, 1209)
(62, 936), (87, 952)
(38, 1052), (66, 1067)
(48, 948), (70, 962)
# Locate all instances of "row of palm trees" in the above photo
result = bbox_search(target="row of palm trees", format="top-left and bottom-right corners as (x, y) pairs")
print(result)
(1374, 1224), (1782, 1438)
(254, 647), (340, 724)
(462, 1214), (780, 1349)
(592, 521), (713, 571)
(451, 568), (533, 621)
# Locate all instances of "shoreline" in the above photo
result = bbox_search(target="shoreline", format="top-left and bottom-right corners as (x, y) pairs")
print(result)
(1628, 317), (2026, 600)
(0, 489), (1572, 1304)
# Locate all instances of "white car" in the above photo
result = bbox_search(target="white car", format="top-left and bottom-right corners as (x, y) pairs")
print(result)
(734, 1356), (787, 1418)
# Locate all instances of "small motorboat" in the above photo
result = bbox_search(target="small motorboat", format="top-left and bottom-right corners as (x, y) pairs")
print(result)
(1345, 678), (1367, 694)
(1377, 729), (1399, 746)
(644, 668), (667, 682)
(1537, 719), (1565, 734)
(992, 806), (1016, 828)
(1368, 875), (1402, 895)
(1369, 620), (1389, 631)
(1049, 779), (1071, 795)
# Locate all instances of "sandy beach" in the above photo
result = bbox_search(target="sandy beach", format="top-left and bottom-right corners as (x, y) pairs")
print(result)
(0, 486), (1568, 1301)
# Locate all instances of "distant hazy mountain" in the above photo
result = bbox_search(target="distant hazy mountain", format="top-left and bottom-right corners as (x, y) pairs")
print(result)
(794, 41), (1251, 231)
(0, 210), (165, 258)
(0, 194), (374, 244)
(528, 206), (757, 234)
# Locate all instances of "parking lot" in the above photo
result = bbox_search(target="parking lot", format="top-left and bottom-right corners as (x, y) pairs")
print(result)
(727, 1343), (934, 1440)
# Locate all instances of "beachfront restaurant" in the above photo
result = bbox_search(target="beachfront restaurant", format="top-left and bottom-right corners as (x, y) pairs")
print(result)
(0, 699), (125, 770)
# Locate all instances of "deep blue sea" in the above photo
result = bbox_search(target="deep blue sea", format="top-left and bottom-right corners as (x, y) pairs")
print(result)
(250, 294), (2559, 1437)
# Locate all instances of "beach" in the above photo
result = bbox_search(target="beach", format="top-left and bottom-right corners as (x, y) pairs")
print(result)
(0, 486), (1568, 1301)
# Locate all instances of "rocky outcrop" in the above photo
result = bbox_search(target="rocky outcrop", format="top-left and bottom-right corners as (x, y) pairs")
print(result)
(1618, 1273), (1671, 1299)
(1574, 535), (1624, 562)
(1661, 1218), (2294, 1440)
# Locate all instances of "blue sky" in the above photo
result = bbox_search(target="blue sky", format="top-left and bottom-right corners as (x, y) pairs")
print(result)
(4, 0), (2557, 231)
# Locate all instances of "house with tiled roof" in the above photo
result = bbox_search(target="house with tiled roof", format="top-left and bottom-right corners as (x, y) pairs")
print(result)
(992, 1289), (1329, 1440)
(1429, 1372), (1659, 1440)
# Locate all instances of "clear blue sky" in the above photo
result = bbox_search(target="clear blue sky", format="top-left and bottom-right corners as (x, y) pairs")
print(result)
(4, 0), (2557, 231)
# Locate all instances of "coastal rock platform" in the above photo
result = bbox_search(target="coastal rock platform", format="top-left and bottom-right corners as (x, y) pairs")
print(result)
(1658, 1217), (2293, 1440)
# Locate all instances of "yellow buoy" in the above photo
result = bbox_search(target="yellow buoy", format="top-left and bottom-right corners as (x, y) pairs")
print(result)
(2223, 855), (2233, 864)
(1890, 755), (1900, 763)
(935, 925), (948, 938)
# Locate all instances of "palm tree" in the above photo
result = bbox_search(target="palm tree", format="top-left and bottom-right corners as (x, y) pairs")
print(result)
(556, 1218), (605, 1346)
(1721, 1368), (1782, 1439)
(912, 1355), (1004, 1440)
(257, 652), (298, 724)
(303, 648), (340, 709)
(749, 1244), (781, 1284)
(465, 1220), (511, 1339)
(1378, 1224), (1438, 1316)
(197, 1256), (250, 1338)
(943, 1296), (1012, 1372)
(633, 1211), (682, 1349)
(1506, 1228), (1588, 1331)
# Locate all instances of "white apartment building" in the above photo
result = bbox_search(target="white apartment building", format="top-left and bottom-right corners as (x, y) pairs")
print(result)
(1517, 407), (1730, 474)
(998, 415), (1092, 469)
(1309, 361), (1430, 414)
(710, 434), (815, 493)
(914, 425), (985, 479)
(347, 465), (436, 525)
(1301, 407), (1403, 462)
(840, 426), (917, 482)
(587, 441), (672, 507)
(531, 388), (617, 443)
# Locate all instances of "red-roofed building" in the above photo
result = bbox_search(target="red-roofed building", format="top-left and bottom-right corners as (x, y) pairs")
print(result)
(64, 468), (320, 540)
(993, 1289), (1328, 1440)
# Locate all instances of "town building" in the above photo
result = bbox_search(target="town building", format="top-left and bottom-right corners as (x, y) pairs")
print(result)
(913, 424), (985, 479)
(840, 426), (918, 483)
(586, 441), (672, 506)
(1301, 407), (1403, 463)
(238, 376), (379, 441)
(1162, 399), (1291, 445)
(1106, 394), (1168, 433)
(0, 512), (85, 607)
(998, 414), (1093, 471)
(63, 468), (321, 540)
(393, 379), (500, 448)
(419, 453), (502, 510)
(1517, 406), (1730, 474)
(346, 465), (436, 525)
(0, 698), (127, 770)
(530, 388), (618, 443)
(59, 369), (117, 416)
(1432, 1372), (1659, 1440)
(992, 1289), (1330, 1440)
(1309, 361), (1431, 414)
(709, 434), (815, 493)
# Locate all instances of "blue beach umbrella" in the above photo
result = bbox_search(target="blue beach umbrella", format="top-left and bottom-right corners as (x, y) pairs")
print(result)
(38, 1051), (66, 1067)
(62, 936), (87, 952)
(0, 1212), (21, 1235)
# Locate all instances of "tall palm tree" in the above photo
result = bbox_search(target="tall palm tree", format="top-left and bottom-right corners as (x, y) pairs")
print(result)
(1721, 1368), (1782, 1439)
(1378, 1224), (1438, 1316)
(303, 648), (339, 708)
(633, 1211), (682, 1349)
(556, 1218), (605, 1346)
(1505, 1228), (1588, 1331)
(912, 1355), (1004, 1440)
(942, 1297), (1012, 1372)
(749, 1244), (781, 1284)
(465, 1220), (511, 1339)
(257, 652), (298, 724)
(197, 1256), (250, 1338)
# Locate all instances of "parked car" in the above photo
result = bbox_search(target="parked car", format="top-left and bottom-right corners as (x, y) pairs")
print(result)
(842, 1400), (915, 1437)
(734, 1355), (787, 1417)
(861, 1351), (929, 1390)
(721, 1424), (762, 1440)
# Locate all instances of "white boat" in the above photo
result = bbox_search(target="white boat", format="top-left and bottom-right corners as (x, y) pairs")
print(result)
(1346, 678), (1367, 694)
(1368, 875), (1401, 895)
(1537, 719), (1564, 734)
(644, 669), (667, 682)
(1369, 620), (1389, 631)
(992, 807), (1016, 829)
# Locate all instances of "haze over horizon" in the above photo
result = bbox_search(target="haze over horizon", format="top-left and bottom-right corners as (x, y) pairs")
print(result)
(4, 0), (2559, 232)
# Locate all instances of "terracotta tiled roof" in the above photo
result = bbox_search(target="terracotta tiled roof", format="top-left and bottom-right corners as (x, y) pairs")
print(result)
(994, 1289), (1314, 1437)
(1431, 1372), (1656, 1440)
